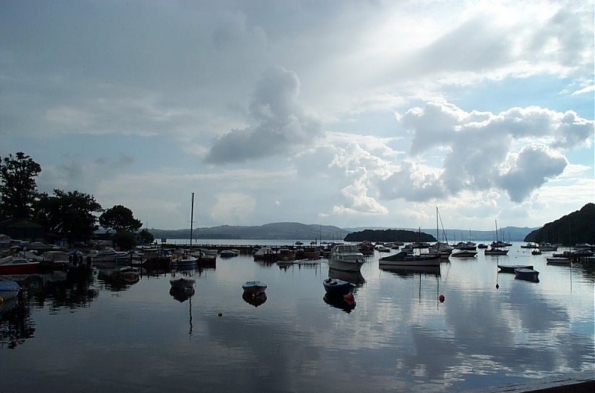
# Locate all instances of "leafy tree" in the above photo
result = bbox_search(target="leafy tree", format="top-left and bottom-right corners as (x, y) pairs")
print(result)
(0, 152), (42, 220)
(138, 229), (154, 244)
(112, 231), (137, 251)
(99, 205), (142, 233)
(34, 189), (102, 244)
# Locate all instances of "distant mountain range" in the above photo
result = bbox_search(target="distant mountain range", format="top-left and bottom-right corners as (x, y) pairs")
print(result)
(147, 221), (538, 242)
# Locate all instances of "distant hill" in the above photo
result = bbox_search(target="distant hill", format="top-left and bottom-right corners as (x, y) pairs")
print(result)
(147, 222), (535, 242)
(148, 222), (348, 241)
(524, 203), (595, 245)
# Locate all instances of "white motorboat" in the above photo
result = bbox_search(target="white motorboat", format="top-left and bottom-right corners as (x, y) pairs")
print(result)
(328, 244), (365, 272)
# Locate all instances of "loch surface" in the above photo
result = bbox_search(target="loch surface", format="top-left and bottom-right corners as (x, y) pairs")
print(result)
(1, 241), (593, 392)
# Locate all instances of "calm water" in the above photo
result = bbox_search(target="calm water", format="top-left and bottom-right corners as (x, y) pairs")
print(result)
(1, 241), (594, 393)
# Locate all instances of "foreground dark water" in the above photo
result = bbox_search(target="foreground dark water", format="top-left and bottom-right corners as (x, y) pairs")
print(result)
(1, 241), (594, 392)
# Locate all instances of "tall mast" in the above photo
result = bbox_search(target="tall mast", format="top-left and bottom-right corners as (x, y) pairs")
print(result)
(436, 207), (439, 243)
(190, 192), (194, 248)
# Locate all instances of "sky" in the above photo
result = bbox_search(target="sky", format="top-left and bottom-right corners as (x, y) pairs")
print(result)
(1, 0), (593, 231)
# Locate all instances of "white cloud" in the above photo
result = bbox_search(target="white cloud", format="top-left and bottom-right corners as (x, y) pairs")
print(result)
(204, 66), (321, 164)
(390, 102), (593, 203)
(1, 0), (593, 230)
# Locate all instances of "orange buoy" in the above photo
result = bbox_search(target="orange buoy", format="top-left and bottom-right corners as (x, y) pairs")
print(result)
(438, 294), (445, 303)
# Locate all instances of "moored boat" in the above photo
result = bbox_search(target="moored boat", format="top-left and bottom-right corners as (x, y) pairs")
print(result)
(242, 280), (267, 295)
(328, 244), (365, 272)
(0, 256), (40, 274)
(0, 278), (21, 300)
(174, 253), (198, 269)
(220, 249), (239, 258)
(451, 250), (477, 258)
(539, 243), (558, 252)
(498, 264), (534, 273)
(484, 248), (508, 256)
(546, 257), (571, 265)
(322, 277), (352, 296)
(514, 268), (539, 282)
(379, 251), (441, 267)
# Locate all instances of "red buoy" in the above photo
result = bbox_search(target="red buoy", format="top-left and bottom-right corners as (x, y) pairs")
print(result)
(438, 294), (445, 303)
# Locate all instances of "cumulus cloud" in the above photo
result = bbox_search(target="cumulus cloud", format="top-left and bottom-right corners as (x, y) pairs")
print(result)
(382, 102), (594, 203)
(497, 145), (567, 202)
(204, 67), (321, 164)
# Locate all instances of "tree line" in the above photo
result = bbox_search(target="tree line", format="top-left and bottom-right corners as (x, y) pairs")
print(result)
(0, 152), (153, 249)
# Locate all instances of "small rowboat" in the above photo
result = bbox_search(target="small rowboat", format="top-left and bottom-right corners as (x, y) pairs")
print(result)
(322, 278), (352, 296)
(0, 279), (21, 301)
(242, 281), (267, 295)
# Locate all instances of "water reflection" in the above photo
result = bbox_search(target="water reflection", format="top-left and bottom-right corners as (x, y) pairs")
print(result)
(379, 264), (441, 277)
(95, 267), (141, 291)
(169, 285), (195, 303)
(0, 296), (34, 349)
(242, 291), (267, 307)
(323, 293), (356, 313)
(1, 268), (97, 349)
(328, 268), (366, 287)
(1, 245), (593, 392)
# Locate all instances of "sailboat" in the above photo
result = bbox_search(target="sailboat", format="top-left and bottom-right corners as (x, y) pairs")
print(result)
(429, 207), (452, 258)
(173, 193), (198, 269)
(485, 220), (508, 256)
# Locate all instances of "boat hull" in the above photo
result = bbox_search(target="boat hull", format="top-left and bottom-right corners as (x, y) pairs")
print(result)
(379, 251), (441, 267)
(328, 259), (365, 272)
(498, 264), (533, 273)
(323, 278), (352, 296)
(514, 268), (540, 282)
(242, 281), (267, 295)
(0, 279), (21, 300)
(0, 262), (40, 274)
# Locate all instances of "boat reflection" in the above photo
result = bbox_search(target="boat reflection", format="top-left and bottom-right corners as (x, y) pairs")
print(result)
(1, 269), (96, 349)
(380, 264), (441, 277)
(242, 291), (267, 307)
(96, 267), (140, 291)
(0, 296), (19, 316)
(169, 285), (195, 302)
(328, 268), (366, 288)
(323, 293), (356, 313)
